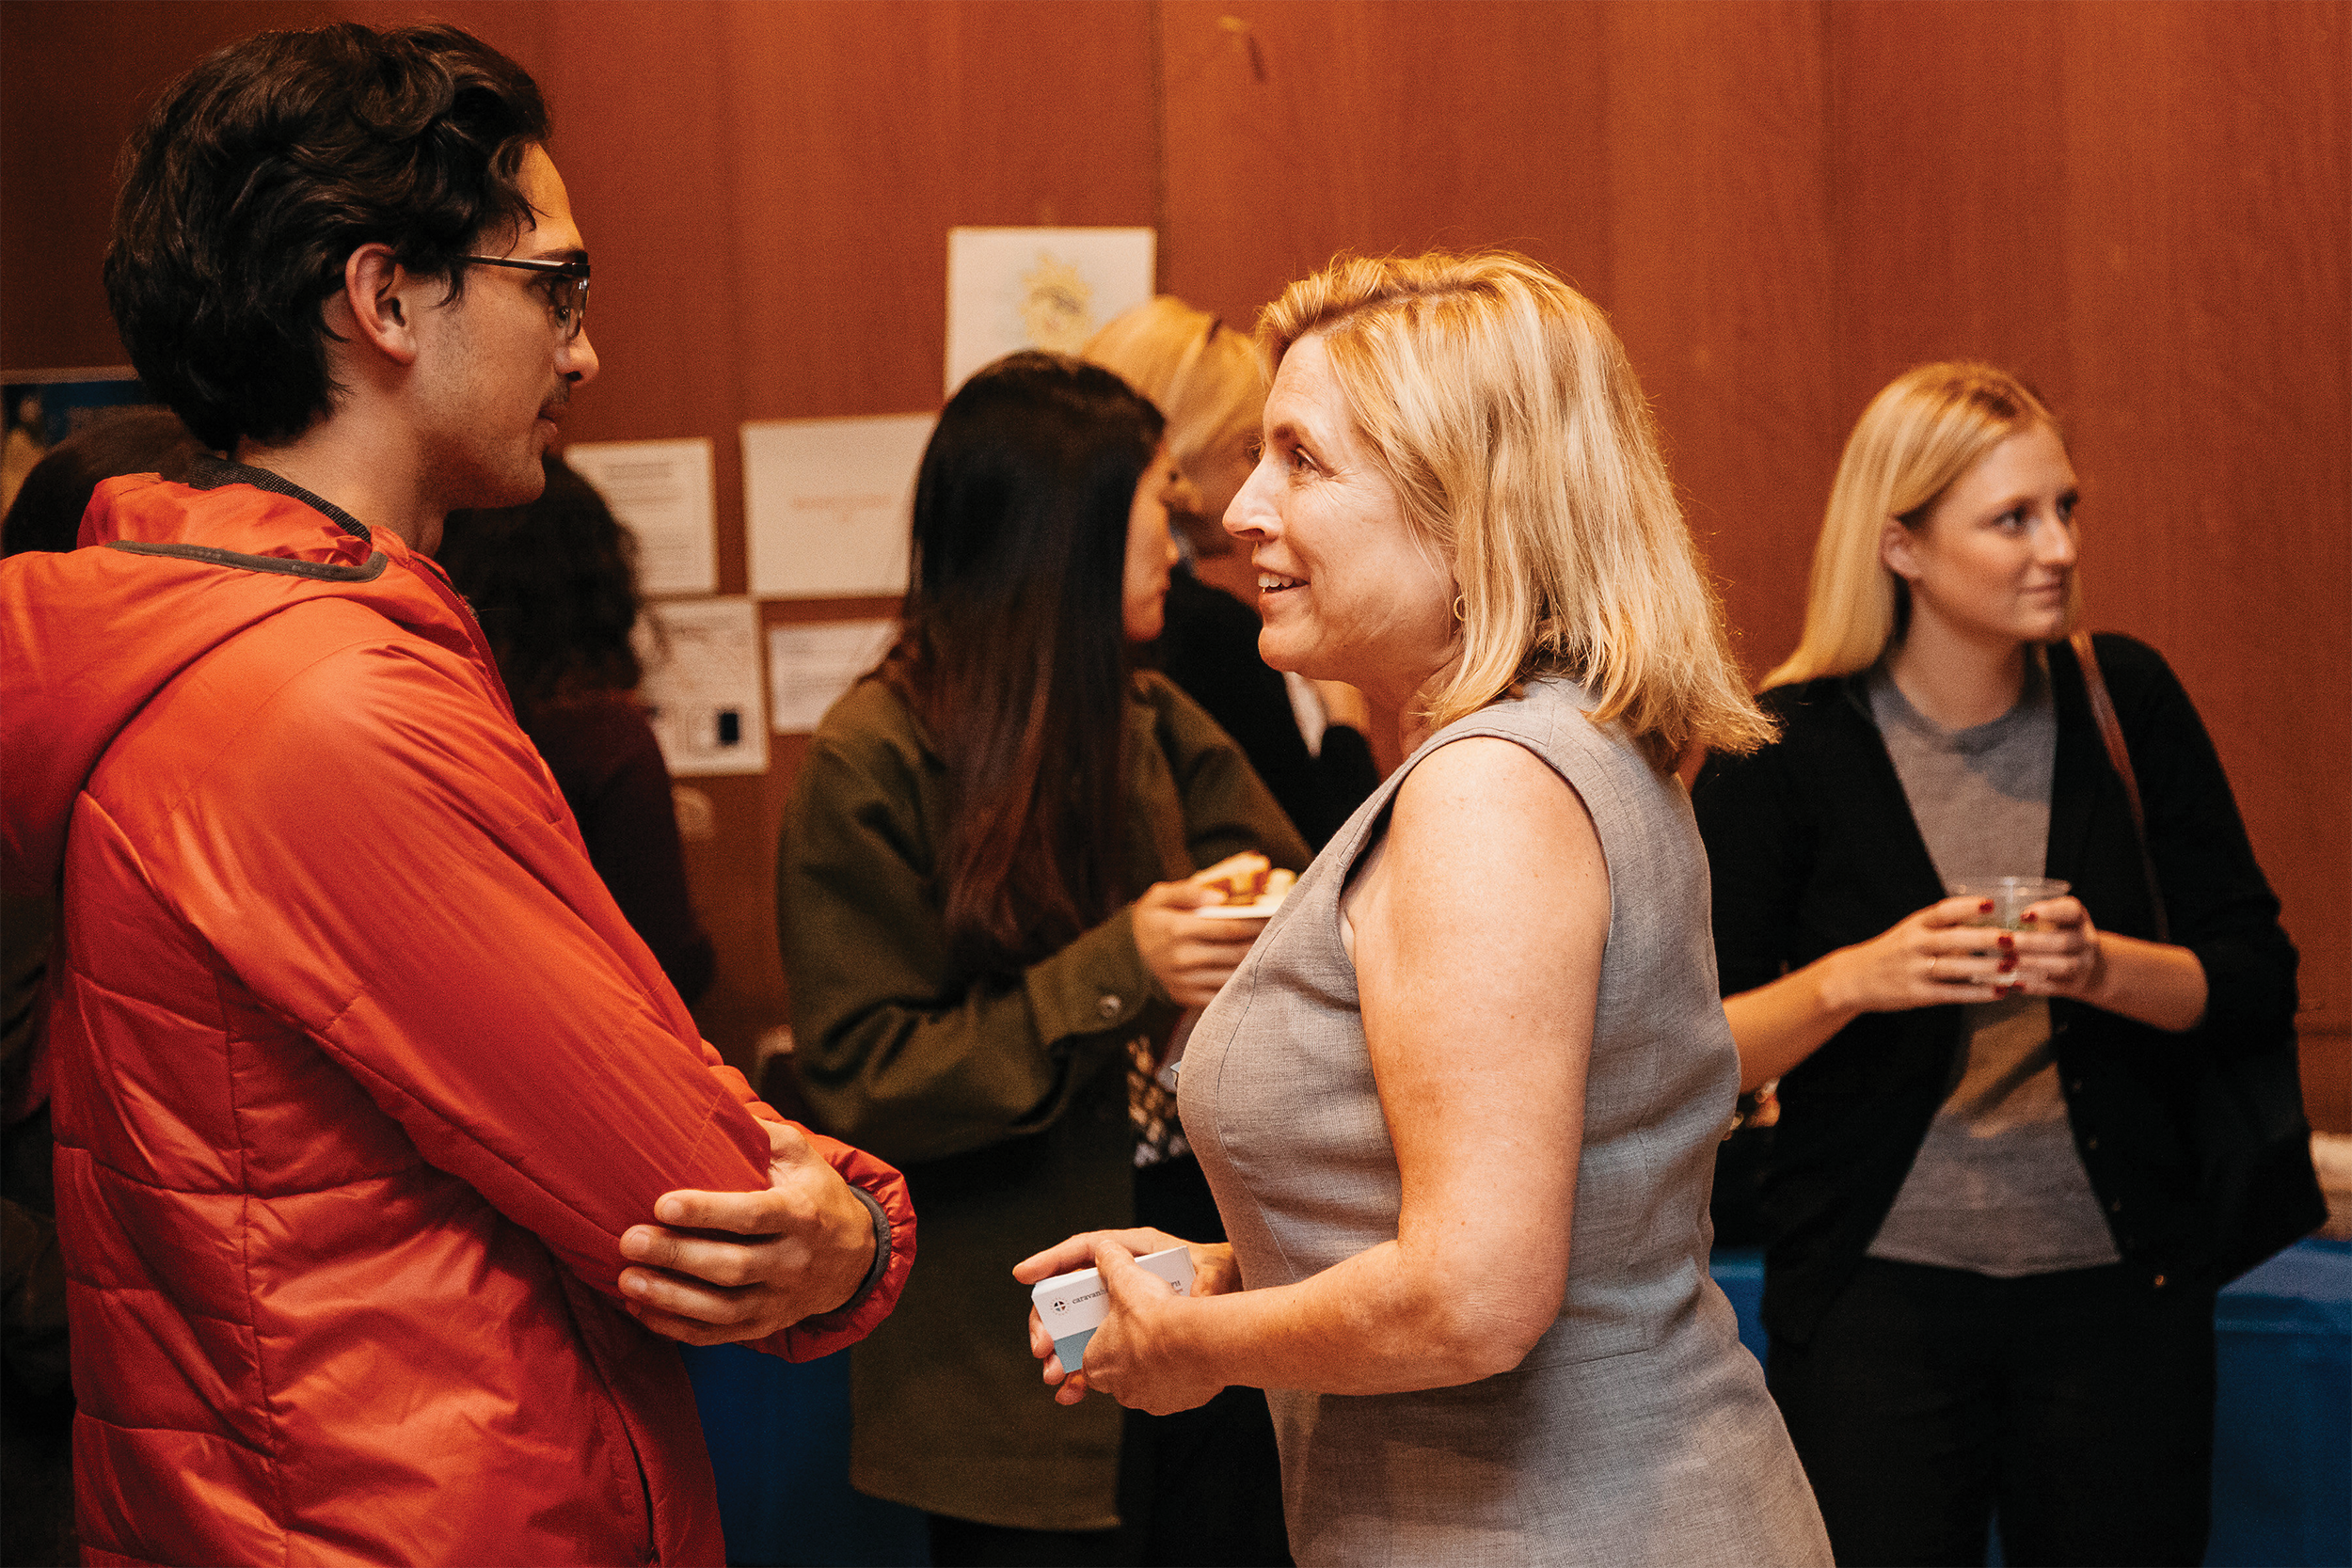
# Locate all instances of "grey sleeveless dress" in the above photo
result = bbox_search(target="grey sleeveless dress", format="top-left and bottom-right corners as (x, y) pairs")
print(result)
(1180, 678), (1830, 1567)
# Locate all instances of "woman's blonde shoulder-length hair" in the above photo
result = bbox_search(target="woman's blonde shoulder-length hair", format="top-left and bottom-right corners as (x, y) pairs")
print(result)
(1084, 295), (1269, 483)
(1259, 250), (1772, 771)
(1766, 361), (2080, 689)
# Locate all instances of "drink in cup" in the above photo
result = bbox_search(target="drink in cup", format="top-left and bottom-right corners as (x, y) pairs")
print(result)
(1948, 877), (2070, 931)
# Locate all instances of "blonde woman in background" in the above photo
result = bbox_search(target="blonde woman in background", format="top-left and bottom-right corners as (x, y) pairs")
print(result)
(1021, 253), (1831, 1567)
(1087, 299), (1380, 847)
(1692, 364), (2315, 1565)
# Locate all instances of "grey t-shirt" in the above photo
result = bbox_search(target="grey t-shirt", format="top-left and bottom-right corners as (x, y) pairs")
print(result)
(1864, 664), (2122, 1276)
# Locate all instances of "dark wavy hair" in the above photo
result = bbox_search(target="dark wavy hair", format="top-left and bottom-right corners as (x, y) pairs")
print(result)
(103, 23), (548, 452)
(437, 453), (642, 721)
(887, 352), (1165, 974)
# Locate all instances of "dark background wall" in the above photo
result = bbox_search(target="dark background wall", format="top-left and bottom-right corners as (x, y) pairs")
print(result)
(5, 0), (2344, 1127)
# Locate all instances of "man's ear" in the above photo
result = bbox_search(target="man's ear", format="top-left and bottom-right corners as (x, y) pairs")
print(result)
(1880, 517), (1920, 582)
(334, 244), (423, 367)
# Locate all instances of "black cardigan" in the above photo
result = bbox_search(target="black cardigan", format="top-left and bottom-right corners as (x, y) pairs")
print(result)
(1693, 633), (2299, 1342)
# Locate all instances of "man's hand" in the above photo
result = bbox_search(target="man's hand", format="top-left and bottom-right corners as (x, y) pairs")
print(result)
(617, 1116), (881, 1346)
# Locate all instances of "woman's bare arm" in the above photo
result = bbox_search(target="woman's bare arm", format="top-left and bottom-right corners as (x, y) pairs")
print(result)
(1018, 736), (1606, 1411)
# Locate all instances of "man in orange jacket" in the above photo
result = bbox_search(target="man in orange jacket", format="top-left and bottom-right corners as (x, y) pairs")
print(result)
(0, 23), (911, 1564)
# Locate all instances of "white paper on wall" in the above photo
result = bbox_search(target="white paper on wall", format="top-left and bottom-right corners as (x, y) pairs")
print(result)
(742, 414), (932, 599)
(634, 596), (770, 776)
(767, 618), (899, 734)
(945, 227), (1156, 397)
(562, 437), (716, 596)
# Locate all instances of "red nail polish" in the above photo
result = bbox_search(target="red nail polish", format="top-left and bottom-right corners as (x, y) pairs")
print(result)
(1979, 900), (1995, 913)
(1997, 933), (2015, 951)
(2022, 911), (2037, 923)
(1998, 957), (2018, 974)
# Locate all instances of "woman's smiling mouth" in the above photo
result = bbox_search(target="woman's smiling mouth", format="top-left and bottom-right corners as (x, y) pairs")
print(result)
(1259, 571), (1304, 593)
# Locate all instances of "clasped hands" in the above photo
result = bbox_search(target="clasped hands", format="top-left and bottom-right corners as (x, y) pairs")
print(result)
(617, 1115), (878, 1346)
(1012, 1227), (1241, 1417)
(1835, 892), (2107, 1014)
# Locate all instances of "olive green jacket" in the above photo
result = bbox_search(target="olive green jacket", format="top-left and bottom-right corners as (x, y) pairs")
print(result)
(780, 670), (1308, 1530)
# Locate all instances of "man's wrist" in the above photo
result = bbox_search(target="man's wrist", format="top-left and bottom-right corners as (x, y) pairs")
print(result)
(822, 1185), (893, 1319)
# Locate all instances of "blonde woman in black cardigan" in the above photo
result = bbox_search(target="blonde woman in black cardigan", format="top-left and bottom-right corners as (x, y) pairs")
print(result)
(1693, 363), (2319, 1567)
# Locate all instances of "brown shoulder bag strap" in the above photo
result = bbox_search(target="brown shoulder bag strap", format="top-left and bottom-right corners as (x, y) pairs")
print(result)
(2070, 630), (2169, 942)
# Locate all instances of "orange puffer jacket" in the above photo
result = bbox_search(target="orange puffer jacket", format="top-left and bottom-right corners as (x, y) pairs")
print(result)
(0, 467), (914, 1566)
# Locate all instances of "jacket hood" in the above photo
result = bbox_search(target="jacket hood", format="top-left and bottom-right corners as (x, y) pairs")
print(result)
(1, 459), (502, 895)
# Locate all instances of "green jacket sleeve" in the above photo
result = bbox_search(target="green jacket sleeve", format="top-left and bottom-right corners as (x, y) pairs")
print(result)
(778, 685), (1155, 1166)
(780, 676), (1310, 1167)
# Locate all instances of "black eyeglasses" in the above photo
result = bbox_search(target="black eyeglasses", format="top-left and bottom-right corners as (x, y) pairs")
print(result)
(462, 255), (590, 341)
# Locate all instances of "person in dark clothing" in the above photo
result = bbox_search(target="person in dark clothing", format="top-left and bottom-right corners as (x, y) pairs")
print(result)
(1693, 362), (2317, 1567)
(0, 883), (73, 1568)
(1087, 297), (1380, 847)
(1151, 573), (1378, 847)
(439, 453), (716, 1003)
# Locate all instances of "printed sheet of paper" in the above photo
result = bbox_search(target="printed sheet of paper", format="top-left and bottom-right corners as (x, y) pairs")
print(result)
(945, 228), (1155, 396)
(562, 437), (716, 595)
(767, 618), (898, 734)
(634, 597), (770, 776)
(742, 414), (931, 599)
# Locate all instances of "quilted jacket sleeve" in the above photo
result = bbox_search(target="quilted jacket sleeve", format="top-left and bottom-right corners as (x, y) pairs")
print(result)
(151, 616), (909, 1357)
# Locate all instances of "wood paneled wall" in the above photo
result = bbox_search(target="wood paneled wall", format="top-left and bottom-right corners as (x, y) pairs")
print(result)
(4, 0), (2343, 1125)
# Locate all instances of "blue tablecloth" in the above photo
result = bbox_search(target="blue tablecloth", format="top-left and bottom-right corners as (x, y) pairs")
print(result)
(1708, 1240), (2352, 1568)
(680, 1343), (927, 1567)
(2206, 1241), (2352, 1566)
(688, 1241), (2351, 1567)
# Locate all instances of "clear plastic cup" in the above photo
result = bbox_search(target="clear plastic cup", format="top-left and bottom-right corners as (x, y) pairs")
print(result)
(1948, 877), (2070, 931)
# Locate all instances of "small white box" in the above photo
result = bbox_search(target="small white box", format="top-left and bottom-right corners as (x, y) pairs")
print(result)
(1029, 1246), (1195, 1371)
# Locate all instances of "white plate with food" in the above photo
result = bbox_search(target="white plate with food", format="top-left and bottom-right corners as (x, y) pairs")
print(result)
(1197, 895), (1289, 920)
(1190, 855), (1294, 919)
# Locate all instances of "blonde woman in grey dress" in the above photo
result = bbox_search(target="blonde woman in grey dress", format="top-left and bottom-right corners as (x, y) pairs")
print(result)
(1016, 253), (1833, 1567)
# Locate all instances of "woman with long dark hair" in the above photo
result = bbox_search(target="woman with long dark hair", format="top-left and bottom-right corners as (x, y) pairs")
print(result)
(780, 352), (1307, 1565)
